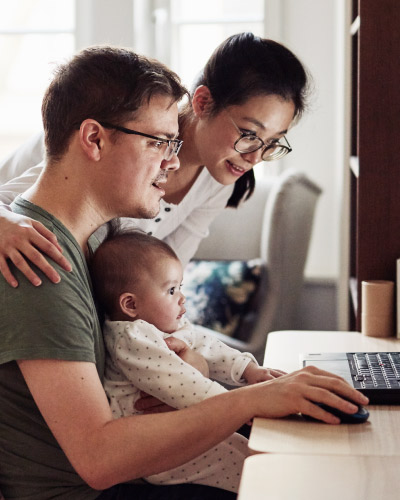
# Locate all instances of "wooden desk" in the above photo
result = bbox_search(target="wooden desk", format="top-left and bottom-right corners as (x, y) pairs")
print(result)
(248, 331), (400, 456)
(238, 454), (400, 500)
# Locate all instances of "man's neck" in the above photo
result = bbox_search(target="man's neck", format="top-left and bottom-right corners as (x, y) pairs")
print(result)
(23, 159), (108, 250)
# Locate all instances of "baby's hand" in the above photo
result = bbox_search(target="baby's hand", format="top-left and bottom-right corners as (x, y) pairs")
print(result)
(164, 337), (209, 378)
(243, 362), (286, 385)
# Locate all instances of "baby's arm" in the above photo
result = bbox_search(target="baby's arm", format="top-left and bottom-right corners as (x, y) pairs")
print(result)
(242, 362), (287, 385)
(174, 321), (286, 385)
(174, 323), (257, 385)
(105, 320), (228, 411)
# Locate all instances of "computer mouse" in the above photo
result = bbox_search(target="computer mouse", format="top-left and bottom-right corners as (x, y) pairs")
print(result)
(303, 403), (370, 424)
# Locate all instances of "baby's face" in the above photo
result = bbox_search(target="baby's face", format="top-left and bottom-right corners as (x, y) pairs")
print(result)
(134, 255), (186, 333)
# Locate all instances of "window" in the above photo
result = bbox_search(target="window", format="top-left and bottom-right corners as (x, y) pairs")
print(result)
(0, 0), (75, 159)
(170, 0), (264, 88)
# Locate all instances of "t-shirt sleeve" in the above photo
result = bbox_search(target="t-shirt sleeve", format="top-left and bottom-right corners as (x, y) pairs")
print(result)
(0, 262), (98, 365)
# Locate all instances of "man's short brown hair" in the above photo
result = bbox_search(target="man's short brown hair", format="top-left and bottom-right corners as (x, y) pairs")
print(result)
(42, 45), (188, 161)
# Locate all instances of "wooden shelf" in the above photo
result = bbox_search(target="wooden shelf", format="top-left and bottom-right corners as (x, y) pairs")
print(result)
(349, 0), (400, 331)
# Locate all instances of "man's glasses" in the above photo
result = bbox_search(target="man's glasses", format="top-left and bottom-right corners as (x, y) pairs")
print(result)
(100, 122), (183, 161)
(227, 115), (292, 162)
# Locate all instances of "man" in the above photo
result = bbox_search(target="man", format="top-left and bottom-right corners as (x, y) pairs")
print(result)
(0, 46), (368, 499)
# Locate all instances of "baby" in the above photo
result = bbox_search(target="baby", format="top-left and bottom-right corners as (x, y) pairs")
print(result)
(90, 227), (285, 493)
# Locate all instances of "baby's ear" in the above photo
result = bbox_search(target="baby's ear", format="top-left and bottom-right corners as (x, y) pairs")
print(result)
(119, 292), (138, 319)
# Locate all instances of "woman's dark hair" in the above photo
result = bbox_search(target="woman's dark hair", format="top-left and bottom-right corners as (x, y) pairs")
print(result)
(180, 32), (311, 207)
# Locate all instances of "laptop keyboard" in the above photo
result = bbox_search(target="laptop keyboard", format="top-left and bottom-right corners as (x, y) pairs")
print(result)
(349, 352), (400, 389)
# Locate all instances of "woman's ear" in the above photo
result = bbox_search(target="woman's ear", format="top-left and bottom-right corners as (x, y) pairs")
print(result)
(79, 119), (105, 161)
(119, 292), (138, 319)
(192, 85), (214, 117)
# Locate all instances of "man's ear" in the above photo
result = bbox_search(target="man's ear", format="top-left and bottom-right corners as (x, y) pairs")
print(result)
(119, 292), (138, 319)
(79, 119), (106, 161)
(192, 85), (214, 117)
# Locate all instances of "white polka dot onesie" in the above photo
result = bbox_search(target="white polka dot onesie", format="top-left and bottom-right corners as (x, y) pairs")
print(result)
(103, 318), (257, 492)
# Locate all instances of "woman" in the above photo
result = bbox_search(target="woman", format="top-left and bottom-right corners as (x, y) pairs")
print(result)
(0, 32), (310, 287)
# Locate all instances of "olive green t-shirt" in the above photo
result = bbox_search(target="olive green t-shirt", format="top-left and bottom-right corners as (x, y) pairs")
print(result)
(0, 197), (105, 499)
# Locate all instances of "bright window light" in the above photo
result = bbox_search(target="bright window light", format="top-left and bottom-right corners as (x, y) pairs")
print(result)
(170, 0), (264, 88)
(0, 0), (75, 160)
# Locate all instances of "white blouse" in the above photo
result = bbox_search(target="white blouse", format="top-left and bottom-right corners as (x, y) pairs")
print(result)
(0, 134), (234, 267)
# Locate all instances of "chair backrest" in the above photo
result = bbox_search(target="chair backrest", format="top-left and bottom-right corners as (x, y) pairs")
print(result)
(195, 176), (275, 261)
(194, 168), (322, 361)
(256, 169), (321, 347)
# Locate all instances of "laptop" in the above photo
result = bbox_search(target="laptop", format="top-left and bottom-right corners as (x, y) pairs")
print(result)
(301, 352), (400, 404)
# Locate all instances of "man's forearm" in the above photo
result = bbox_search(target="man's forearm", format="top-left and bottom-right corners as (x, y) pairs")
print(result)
(96, 388), (252, 487)
(19, 358), (252, 490)
(19, 358), (370, 491)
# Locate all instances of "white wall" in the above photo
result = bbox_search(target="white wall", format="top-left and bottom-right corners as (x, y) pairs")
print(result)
(270, 0), (348, 287)
(75, 0), (135, 50)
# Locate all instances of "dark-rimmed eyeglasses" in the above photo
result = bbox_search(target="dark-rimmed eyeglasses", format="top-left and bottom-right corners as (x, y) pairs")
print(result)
(227, 115), (292, 162)
(100, 122), (183, 161)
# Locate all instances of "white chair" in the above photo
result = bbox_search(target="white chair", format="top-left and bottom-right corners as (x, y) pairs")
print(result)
(189, 168), (322, 362)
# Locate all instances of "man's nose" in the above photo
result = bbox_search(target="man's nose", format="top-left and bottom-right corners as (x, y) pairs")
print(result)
(161, 154), (180, 171)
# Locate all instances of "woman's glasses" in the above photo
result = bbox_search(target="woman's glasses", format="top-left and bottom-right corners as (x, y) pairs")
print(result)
(227, 115), (292, 162)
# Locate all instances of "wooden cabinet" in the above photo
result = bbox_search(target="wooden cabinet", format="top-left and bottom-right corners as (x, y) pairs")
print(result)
(349, 0), (400, 330)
